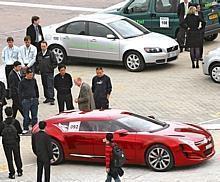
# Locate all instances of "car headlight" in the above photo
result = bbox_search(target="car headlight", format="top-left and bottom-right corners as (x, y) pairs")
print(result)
(179, 139), (200, 151)
(144, 47), (162, 53)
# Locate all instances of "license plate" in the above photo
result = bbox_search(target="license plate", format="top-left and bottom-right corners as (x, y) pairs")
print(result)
(209, 14), (218, 20)
(205, 143), (213, 150)
(168, 52), (176, 58)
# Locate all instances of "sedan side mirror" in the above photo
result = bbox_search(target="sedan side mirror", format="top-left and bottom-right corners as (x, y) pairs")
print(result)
(114, 129), (128, 136)
(107, 34), (116, 39)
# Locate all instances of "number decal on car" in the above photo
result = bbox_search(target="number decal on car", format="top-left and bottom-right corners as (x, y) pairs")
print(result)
(68, 121), (81, 132)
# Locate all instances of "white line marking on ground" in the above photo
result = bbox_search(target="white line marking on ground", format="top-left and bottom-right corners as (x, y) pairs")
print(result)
(198, 117), (220, 125)
(0, 1), (102, 12)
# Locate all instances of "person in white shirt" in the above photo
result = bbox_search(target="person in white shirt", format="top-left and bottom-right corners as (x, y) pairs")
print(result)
(1, 37), (20, 97)
(19, 36), (37, 75)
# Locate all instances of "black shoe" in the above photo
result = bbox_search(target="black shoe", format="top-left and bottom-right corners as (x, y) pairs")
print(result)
(180, 47), (183, 53)
(196, 65), (199, 68)
(192, 64), (195, 68)
(18, 172), (23, 177)
(50, 101), (55, 105)
(43, 99), (50, 103)
(9, 175), (15, 179)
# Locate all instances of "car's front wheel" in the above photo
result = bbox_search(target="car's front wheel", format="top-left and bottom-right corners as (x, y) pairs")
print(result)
(124, 51), (145, 72)
(50, 45), (67, 64)
(146, 144), (174, 172)
(51, 139), (64, 165)
(210, 63), (220, 83)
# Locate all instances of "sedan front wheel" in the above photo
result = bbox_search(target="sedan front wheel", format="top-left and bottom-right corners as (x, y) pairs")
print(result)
(210, 63), (220, 83)
(51, 139), (64, 165)
(124, 51), (145, 72)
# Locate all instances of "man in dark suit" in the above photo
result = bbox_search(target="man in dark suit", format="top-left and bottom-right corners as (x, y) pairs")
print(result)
(177, 0), (192, 52)
(8, 61), (23, 119)
(0, 81), (7, 122)
(32, 121), (53, 182)
(26, 16), (44, 51)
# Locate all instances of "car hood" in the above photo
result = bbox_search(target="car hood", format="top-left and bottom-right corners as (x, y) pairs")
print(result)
(124, 32), (179, 49)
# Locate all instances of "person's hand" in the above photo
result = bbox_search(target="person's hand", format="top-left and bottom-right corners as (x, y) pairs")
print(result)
(74, 99), (78, 103)
(106, 168), (110, 173)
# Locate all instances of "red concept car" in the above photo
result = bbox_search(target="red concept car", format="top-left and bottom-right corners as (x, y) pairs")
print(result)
(32, 109), (215, 171)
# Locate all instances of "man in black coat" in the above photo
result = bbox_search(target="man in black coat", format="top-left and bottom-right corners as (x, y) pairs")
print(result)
(0, 107), (23, 179)
(32, 121), (53, 182)
(177, 0), (192, 52)
(0, 81), (7, 122)
(8, 61), (23, 119)
(26, 16), (44, 51)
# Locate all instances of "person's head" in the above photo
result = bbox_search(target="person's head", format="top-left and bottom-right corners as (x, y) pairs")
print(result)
(31, 16), (40, 25)
(40, 41), (48, 52)
(188, 6), (196, 15)
(196, 4), (201, 11)
(5, 107), (13, 117)
(7, 37), (14, 48)
(24, 36), (31, 47)
(96, 67), (104, 77)
(103, 133), (113, 144)
(39, 121), (46, 130)
(184, 0), (188, 3)
(25, 69), (33, 79)
(58, 64), (66, 76)
(74, 77), (82, 87)
(13, 61), (22, 72)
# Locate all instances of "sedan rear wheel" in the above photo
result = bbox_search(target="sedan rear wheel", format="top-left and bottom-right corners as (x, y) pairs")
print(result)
(146, 144), (174, 172)
(51, 139), (64, 165)
(210, 63), (220, 83)
(124, 51), (145, 72)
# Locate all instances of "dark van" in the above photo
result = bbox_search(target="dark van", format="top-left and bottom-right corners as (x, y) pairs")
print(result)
(104, 0), (220, 41)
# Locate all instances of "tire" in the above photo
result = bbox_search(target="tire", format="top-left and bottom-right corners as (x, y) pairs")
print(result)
(204, 33), (218, 41)
(210, 63), (220, 83)
(146, 144), (174, 172)
(51, 139), (64, 165)
(50, 45), (67, 64)
(124, 51), (145, 72)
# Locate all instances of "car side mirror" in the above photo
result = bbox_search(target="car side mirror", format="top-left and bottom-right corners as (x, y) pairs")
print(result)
(114, 129), (128, 136)
(106, 34), (116, 39)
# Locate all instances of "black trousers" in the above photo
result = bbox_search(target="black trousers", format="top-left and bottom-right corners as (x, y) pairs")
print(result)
(3, 143), (23, 175)
(95, 97), (109, 109)
(57, 93), (74, 113)
(0, 106), (3, 122)
(37, 160), (50, 182)
(177, 27), (186, 49)
(5, 65), (14, 89)
(41, 73), (55, 101)
(12, 96), (23, 118)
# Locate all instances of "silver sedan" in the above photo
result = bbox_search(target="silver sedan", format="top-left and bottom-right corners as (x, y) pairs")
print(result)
(43, 14), (179, 72)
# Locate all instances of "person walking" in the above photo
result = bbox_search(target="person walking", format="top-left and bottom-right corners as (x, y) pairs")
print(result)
(54, 64), (74, 113)
(8, 61), (24, 119)
(0, 81), (7, 122)
(177, 0), (192, 52)
(92, 67), (112, 110)
(181, 6), (206, 68)
(74, 77), (95, 111)
(19, 69), (39, 134)
(19, 36), (37, 75)
(2, 37), (20, 98)
(26, 16), (44, 51)
(0, 107), (23, 179)
(36, 41), (57, 105)
(32, 121), (53, 182)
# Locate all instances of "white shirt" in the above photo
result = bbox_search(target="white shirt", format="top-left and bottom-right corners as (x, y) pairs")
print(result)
(14, 69), (21, 80)
(184, 3), (189, 18)
(1, 45), (20, 65)
(33, 24), (42, 42)
(19, 44), (37, 67)
(42, 50), (47, 56)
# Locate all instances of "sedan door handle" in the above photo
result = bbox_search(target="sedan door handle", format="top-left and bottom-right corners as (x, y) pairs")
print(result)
(90, 39), (96, 42)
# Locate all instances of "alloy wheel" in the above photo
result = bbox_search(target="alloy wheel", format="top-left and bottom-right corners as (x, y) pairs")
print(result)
(126, 54), (141, 70)
(52, 47), (64, 64)
(211, 66), (220, 82)
(52, 142), (60, 163)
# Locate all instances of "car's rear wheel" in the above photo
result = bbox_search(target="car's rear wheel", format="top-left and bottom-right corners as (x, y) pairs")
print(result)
(50, 45), (67, 64)
(146, 144), (174, 172)
(210, 63), (220, 83)
(51, 139), (64, 165)
(204, 33), (218, 41)
(124, 51), (145, 72)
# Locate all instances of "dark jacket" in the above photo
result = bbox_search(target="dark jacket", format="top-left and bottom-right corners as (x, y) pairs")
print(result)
(54, 73), (73, 95)
(19, 78), (39, 101)
(32, 130), (53, 162)
(37, 50), (57, 74)
(26, 24), (44, 44)
(0, 117), (22, 143)
(0, 81), (7, 106)
(8, 69), (22, 98)
(181, 14), (206, 48)
(177, 2), (192, 23)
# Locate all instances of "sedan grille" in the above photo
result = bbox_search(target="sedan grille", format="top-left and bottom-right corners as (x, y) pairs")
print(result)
(167, 45), (178, 52)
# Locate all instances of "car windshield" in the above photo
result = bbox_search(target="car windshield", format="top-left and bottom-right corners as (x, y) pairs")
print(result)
(108, 18), (150, 39)
(117, 114), (166, 132)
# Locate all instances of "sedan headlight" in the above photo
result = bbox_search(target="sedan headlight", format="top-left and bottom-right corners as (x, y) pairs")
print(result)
(144, 47), (162, 53)
(179, 139), (200, 151)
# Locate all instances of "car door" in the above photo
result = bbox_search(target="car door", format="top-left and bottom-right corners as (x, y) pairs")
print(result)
(88, 22), (120, 61)
(120, 0), (152, 29)
(57, 21), (89, 58)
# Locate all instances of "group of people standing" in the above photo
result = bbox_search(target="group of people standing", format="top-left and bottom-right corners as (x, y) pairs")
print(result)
(177, 0), (206, 68)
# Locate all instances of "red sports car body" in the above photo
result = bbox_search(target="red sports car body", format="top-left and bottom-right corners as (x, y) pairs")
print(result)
(32, 109), (215, 171)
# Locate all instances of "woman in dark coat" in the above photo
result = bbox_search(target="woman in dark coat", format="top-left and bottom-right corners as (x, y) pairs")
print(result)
(181, 6), (206, 68)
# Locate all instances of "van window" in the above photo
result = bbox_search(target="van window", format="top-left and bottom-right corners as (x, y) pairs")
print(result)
(155, 0), (178, 13)
(126, 0), (150, 14)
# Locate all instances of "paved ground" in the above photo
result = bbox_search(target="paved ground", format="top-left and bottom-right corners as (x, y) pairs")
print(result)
(0, 0), (220, 181)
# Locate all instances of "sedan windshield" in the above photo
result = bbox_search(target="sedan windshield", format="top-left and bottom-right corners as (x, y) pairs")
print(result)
(117, 114), (166, 132)
(108, 19), (150, 39)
